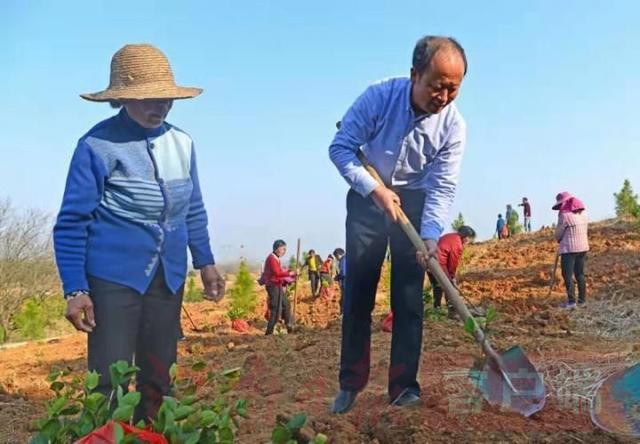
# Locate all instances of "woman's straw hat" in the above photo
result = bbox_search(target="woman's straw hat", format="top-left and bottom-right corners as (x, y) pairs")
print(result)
(81, 44), (202, 102)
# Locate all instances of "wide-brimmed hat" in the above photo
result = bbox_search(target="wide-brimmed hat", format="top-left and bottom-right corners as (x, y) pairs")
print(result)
(552, 191), (585, 212)
(81, 44), (202, 102)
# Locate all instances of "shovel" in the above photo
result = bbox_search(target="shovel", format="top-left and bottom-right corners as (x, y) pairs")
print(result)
(357, 151), (546, 417)
(591, 362), (640, 437)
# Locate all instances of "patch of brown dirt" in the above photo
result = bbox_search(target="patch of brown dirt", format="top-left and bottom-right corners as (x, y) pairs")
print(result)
(1, 219), (639, 442)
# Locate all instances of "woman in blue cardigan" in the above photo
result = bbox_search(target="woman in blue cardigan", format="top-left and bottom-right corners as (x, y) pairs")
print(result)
(53, 44), (225, 422)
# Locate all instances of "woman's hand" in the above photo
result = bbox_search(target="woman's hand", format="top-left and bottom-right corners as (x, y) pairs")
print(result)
(65, 294), (96, 333)
(201, 265), (226, 302)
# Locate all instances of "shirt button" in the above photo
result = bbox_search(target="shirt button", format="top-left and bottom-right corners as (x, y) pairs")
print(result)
(150, 143), (155, 149)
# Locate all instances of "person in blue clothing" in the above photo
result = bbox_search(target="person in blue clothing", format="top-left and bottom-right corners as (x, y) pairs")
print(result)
(496, 214), (507, 239)
(329, 35), (468, 412)
(54, 44), (225, 422)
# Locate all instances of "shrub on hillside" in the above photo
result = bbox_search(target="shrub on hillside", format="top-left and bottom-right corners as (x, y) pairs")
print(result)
(13, 296), (66, 340)
(614, 179), (640, 218)
(183, 275), (203, 302)
(227, 260), (257, 320)
(451, 212), (465, 231)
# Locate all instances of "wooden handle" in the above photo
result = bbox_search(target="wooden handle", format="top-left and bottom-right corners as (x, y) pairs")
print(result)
(356, 150), (493, 351)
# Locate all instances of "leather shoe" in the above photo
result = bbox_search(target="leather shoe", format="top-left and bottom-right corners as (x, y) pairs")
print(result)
(331, 389), (358, 414)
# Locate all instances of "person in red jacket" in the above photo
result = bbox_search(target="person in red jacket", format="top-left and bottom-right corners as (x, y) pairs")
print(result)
(263, 239), (295, 335)
(427, 225), (476, 316)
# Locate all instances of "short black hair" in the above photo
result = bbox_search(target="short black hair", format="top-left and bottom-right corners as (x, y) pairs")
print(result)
(457, 225), (476, 239)
(272, 239), (286, 251)
(333, 248), (345, 258)
(412, 36), (467, 75)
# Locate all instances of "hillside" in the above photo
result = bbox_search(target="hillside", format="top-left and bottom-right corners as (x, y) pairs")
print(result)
(1, 219), (639, 443)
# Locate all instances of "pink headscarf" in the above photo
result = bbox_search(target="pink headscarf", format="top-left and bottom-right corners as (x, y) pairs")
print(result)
(552, 191), (586, 213)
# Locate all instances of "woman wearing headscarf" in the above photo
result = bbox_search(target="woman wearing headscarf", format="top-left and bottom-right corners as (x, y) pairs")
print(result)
(54, 44), (225, 421)
(553, 191), (589, 308)
(262, 240), (295, 335)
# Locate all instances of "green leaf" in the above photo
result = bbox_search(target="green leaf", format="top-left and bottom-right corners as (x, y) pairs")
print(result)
(114, 422), (125, 444)
(85, 370), (100, 391)
(272, 425), (292, 444)
(48, 396), (68, 416)
(486, 307), (497, 324)
(464, 317), (476, 335)
(112, 404), (134, 422)
(60, 404), (81, 416)
(116, 360), (129, 374)
(181, 395), (196, 406)
(121, 391), (141, 407)
(85, 392), (106, 412)
(50, 381), (65, 393)
(174, 405), (196, 421)
(47, 370), (61, 383)
(135, 419), (146, 428)
(286, 413), (307, 430)
(38, 418), (61, 438)
(191, 360), (206, 371)
(31, 434), (49, 444)
(184, 430), (202, 444)
(219, 426), (234, 443)
(200, 410), (216, 428)
(169, 362), (178, 380)
(314, 433), (328, 444)
(163, 408), (175, 433)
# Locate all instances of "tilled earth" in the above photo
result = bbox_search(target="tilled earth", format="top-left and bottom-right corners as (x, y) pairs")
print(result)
(1, 220), (639, 443)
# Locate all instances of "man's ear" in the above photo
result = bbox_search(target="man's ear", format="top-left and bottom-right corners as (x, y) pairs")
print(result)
(410, 67), (417, 83)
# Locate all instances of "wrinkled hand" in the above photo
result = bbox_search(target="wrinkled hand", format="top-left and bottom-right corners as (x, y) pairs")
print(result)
(416, 239), (439, 269)
(65, 294), (96, 333)
(201, 264), (225, 302)
(371, 184), (401, 222)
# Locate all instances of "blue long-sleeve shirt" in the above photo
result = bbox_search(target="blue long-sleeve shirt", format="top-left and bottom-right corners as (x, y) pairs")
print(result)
(54, 108), (215, 295)
(329, 77), (466, 240)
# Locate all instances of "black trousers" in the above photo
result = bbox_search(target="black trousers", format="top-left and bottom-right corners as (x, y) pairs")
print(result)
(560, 252), (587, 303)
(88, 267), (183, 422)
(309, 271), (320, 296)
(339, 188), (425, 400)
(265, 285), (293, 334)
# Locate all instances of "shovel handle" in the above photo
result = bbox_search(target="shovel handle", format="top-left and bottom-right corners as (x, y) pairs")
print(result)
(356, 151), (497, 357)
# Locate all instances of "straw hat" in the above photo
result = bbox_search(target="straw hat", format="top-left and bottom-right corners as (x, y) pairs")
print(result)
(81, 44), (202, 102)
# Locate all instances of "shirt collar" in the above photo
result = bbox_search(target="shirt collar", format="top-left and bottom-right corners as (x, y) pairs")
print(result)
(118, 108), (167, 138)
(404, 79), (431, 123)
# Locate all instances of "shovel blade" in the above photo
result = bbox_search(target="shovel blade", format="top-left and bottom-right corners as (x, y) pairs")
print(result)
(472, 345), (546, 417)
(591, 363), (640, 437)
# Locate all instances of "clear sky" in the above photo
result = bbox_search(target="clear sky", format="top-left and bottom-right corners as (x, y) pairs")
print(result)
(2, 0), (639, 264)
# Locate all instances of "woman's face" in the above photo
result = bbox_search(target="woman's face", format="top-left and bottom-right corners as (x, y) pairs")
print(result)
(123, 99), (173, 128)
(275, 245), (287, 257)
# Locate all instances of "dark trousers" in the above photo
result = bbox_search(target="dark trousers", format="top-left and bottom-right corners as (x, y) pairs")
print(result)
(265, 285), (293, 334)
(309, 271), (320, 296)
(560, 252), (587, 303)
(339, 188), (425, 400)
(88, 267), (183, 422)
(427, 272), (445, 308)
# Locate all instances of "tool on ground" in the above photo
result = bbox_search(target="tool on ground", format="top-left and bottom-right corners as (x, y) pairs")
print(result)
(357, 150), (546, 417)
(547, 251), (560, 297)
(591, 362), (640, 437)
(182, 305), (201, 332)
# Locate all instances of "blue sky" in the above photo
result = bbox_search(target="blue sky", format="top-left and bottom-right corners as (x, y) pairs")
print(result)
(2, 0), (639, 263)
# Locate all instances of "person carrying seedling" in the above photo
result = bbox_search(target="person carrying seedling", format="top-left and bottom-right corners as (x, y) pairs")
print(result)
(53, 44), (225, 422)
(262, 240), (295, 334)
(301, 249), (323, 297)
(519, 197), (532, 232)
(329, 35), (468, 412)
(552, 192), (589, 308)
(427, 225), (476, 318)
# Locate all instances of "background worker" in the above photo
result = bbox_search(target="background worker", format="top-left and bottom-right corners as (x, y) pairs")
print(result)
(427, 225), (476, 318)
